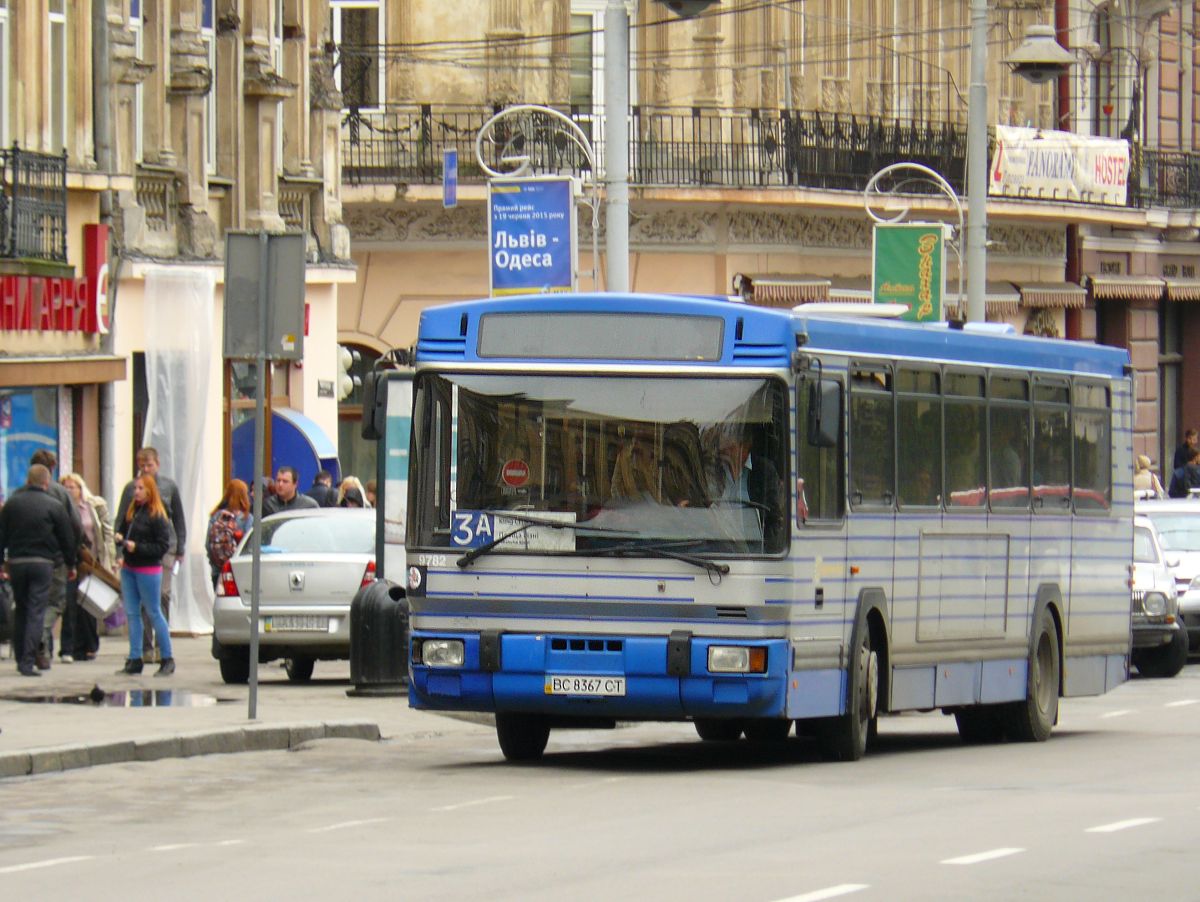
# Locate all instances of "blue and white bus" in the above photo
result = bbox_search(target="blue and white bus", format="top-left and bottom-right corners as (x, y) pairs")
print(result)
(399, 292), (1133, 761)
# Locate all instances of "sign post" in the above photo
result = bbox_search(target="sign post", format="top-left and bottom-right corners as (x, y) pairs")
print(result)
(443, 148), (458, 209)
(487, 177), (577, 297)
(223, 230), (306, 720)
(872, 222), (949, 323)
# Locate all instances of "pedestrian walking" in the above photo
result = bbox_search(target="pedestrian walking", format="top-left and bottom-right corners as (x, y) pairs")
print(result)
(60, 473), (115, 660)
(0, 465), (78, 677)
(114, 474), (176, 676)
(305, 470), (338, 507)
(27, 450), (82, 668)
(205, 479), (253, 589)
(263, 466), (319, 516)
(1133, 454), (1166, 500)
(116, 447), (187, 661)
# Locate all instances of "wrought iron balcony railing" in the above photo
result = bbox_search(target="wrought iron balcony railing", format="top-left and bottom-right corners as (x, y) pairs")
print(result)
(0, 145), (68, 263)
(341, 104), (1200, 211)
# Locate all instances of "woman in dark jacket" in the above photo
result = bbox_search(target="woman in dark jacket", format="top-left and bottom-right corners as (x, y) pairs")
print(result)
(114, 474), (175, 676)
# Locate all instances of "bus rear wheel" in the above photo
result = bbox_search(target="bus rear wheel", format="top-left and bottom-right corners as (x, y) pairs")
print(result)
(816, 627), (878, 762)
(1003, 607), (1059, 742)
(496, 713), (550, 762)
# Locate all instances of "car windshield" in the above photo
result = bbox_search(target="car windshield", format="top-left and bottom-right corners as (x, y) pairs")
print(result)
(1133, 526), (1159, 564)
(254, 515), (375, 554)
(409, 372), (790, 556)
(1142, 512), (1200, 552)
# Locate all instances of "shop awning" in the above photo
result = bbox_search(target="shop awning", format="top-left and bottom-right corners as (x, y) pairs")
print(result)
(0, 355), (126, 387)
(829, 276), (874, 302)
(1165, 279), (1200, 301)
(1018, 282), (1087, 309)
(944, 281), (1021, 318)
(1088, 275), (1165, 301)
(733, 273), (830, 307)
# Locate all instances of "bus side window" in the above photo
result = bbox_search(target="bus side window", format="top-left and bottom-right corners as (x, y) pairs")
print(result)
(849, 366), (894, 508)
(797, 377), (844, 521)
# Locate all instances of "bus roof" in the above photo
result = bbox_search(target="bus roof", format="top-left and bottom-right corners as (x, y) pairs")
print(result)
(415, 292), (1129, 379)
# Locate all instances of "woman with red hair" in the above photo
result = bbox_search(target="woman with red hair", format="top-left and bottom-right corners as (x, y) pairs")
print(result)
(114, 474), (175, 676)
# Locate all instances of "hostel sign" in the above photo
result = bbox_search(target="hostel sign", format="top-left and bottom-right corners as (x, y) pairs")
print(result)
(990, 126), (1129, 206)
(488, 177), (576, 296)
(872, 222), (948, 323)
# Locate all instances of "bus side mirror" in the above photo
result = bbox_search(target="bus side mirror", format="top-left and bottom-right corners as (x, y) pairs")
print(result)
(807, 380), (839, 448)
(361, 370), (388, 441)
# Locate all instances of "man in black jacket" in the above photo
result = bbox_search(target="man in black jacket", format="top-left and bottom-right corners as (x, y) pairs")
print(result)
(28, 449), (82, 667)
(0, 465), (78, 676)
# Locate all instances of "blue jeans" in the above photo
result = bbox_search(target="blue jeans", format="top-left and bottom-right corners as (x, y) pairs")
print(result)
(120, 567), (173, 661)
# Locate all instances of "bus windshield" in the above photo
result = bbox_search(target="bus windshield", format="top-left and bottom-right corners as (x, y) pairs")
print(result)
(410, 373), (789, 555)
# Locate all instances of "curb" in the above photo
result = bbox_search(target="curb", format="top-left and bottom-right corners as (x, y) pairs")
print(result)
(0, 719), (381, 779)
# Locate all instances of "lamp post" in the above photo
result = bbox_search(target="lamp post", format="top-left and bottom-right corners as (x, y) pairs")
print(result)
(964, 0), (989, 324)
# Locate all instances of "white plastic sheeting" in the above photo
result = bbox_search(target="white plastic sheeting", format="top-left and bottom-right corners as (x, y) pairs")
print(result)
(142, 266), (216, 634)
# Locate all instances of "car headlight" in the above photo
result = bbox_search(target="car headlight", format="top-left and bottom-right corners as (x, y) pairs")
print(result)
(707, 645), (767, 674)
(1143, 592), (1168, 617)
(420, 639), (465, 668)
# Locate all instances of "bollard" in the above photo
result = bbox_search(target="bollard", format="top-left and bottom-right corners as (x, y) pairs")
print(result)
(347, 580), (409, 697)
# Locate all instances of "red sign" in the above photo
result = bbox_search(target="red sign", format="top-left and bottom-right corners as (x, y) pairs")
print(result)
(501, 459), (530, 487)
(0, 223), (108, 334)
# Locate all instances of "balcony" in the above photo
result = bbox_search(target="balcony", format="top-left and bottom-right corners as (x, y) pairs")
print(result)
(341, 104), (1200, 211)
(0, 145), (68, 264)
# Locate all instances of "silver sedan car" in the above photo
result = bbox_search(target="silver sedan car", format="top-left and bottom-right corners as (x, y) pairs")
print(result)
(211, 508), (377, 684)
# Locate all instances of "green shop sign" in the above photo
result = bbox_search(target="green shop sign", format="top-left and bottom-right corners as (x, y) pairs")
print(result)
(871, 223), (948, 322)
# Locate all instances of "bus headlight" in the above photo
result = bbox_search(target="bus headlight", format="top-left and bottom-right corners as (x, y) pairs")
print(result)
(1142, 592), (1168, 617)
(707, 646), (767, 674)
(420, 639), (465, 668)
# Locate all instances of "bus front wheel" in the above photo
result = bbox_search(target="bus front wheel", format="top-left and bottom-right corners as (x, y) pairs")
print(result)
(816, 626), (878, 762)
(496, 712), (550, 762)
(1004, 607), (1060, 742)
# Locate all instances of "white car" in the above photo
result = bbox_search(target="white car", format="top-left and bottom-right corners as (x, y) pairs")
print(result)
(211, 508), (378, 684)
(1129, 514), (1188, 678)
(1136, 496), (1200, 654)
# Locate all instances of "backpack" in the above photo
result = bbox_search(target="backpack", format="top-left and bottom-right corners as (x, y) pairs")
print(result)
(206, 510), (243, 567)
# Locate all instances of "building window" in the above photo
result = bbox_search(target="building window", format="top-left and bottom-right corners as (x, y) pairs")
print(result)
(202, 0), (216, 173)
(0, 0), (9, 147)
(332, 1), (383, 110)
(131, 0), (143, 162)
(0, 388), (60, 503)
(49, 0), (67, 152)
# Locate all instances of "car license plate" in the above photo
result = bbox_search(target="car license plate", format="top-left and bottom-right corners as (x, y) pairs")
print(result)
(264, 615), (328, 633)
(544, 675), (626, 697)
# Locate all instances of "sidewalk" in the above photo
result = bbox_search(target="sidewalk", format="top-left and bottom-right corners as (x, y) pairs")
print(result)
(0, 634), (461, 779)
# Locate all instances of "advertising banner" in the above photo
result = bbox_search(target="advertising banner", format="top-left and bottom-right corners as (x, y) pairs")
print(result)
(990, 126), (1129, 205)
(488, 177), (576, 296)
(872, 222), (948, 323)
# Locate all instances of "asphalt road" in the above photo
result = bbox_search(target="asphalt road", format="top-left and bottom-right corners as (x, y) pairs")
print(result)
(2, 661), (1198, 901)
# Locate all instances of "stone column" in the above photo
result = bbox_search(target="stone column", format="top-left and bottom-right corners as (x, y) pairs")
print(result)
(169, 0), (217, 256)
(242, 0), (295, 230)
(694, 8), (724, 108)
(281, 0), (312, 175)
(216, 3), (245, 224)
(142, 0), (176, 165)
(486, 0), (524, 105)
(109, 1), (153, 175)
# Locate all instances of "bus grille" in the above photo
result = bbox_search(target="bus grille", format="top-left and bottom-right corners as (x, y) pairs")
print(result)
(550, 637), (623, 653)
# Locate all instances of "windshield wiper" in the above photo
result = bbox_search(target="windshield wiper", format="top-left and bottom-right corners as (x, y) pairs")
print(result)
(587, 539), (730, 576)
(456, 512), (634, 568)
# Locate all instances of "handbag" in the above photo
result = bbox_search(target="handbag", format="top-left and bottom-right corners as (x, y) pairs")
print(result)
(78, 573), (122, 619)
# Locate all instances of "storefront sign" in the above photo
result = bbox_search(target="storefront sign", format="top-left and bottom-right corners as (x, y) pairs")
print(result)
(488, 177), (576, 297)
(990, 126), (1129, 206)
(0, 223), (108, 334)
(872, 222), (948, 323)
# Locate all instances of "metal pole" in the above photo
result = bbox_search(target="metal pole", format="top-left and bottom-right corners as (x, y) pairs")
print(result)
(604, 0), (630, 293)
(965, 0), (988, 324)
(247, 232), (269, 720)
(374, 391), (386, 582)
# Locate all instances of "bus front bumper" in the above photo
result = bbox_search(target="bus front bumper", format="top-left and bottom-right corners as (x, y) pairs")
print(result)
(408, 630), (790, 721)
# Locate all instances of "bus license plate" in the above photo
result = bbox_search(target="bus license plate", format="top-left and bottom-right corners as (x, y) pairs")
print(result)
(544, 675), (626, 697)
(264, 615), (328, 632)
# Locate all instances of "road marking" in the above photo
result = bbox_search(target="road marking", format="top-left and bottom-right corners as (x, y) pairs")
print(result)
(771, 884), (869, 902)
(1100, 709), (1131, 719)
(431, 795), (514, 813)
(1164, 699), (1198, 708)
(306, 817), (390, 834)
(150, 843), (200, 853)
(941, 848), (1025, 865)
(0, 856), (93, 874)
(1085, 817), (1161, 833)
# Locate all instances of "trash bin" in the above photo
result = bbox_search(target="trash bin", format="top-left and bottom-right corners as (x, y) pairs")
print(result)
(348, 580), (409, 697)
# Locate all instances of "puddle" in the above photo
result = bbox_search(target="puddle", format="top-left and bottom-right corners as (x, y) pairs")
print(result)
(0, 689), (236, 708)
